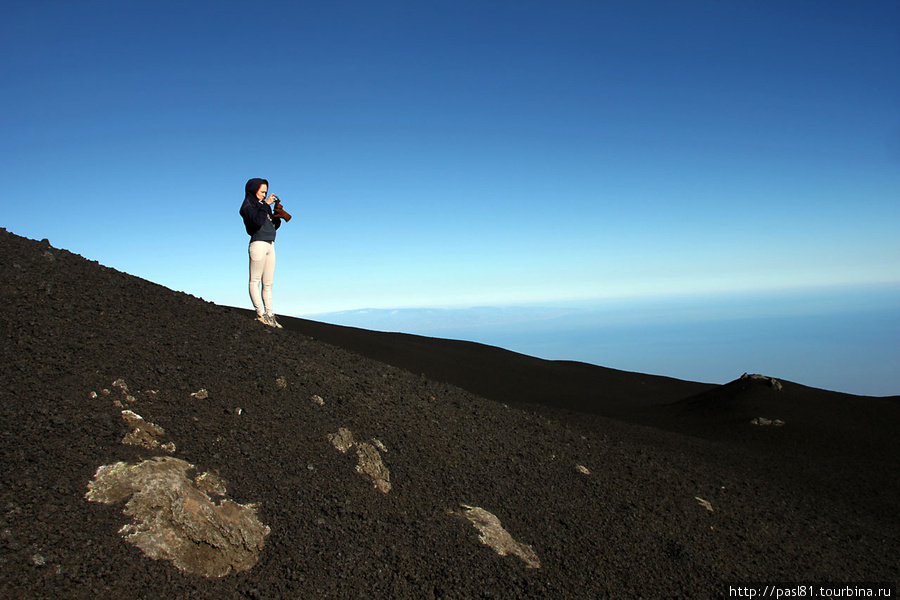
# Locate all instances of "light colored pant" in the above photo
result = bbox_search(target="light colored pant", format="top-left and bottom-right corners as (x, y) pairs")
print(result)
(248, 241), (276, 315)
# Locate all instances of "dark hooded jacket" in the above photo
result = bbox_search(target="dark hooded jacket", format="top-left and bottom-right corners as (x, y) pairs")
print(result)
(239, 177), (281, 242)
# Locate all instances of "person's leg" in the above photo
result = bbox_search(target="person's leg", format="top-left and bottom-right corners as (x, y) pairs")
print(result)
(248, 241), (268, 316)
(261, 244), (276, 316)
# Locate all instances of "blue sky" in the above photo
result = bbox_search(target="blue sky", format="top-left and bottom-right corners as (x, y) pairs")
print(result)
(2, 0), (898, 318)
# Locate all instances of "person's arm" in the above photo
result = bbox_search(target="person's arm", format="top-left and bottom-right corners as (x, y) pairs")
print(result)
(241, 198), (270, 228)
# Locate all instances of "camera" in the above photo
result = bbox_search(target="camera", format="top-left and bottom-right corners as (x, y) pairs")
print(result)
(271, 196), (292, 222)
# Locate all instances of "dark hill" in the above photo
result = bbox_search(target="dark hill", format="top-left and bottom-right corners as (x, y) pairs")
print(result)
(275, 312), (900, 471)
(270, 316), (717, 415)
(1, 228), (898, 599)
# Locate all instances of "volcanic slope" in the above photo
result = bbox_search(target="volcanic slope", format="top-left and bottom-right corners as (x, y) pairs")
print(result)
(1, 229), (898, 599)
(283, 315), (900, 514)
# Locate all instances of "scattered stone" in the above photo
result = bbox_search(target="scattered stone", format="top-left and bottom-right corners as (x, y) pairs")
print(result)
(85, 457), (269, 577)
(452, 505), (540, 569)
(741, 373), (783, 391)
(311, 395), (325, 407)
(328, 428), (355, 454)
(751, 417), (785, 427)
(275, 376), (287, 390)
(371, 438), (388, 453)
(328, 428), (391, 493)
(108, 379), (136, 403)
(121, 410), (176, 453)
(576, 465), (590, 475)
(354, 442), (391, 493)
(695, 497), (714, 512)
(191, 389), (209, 400)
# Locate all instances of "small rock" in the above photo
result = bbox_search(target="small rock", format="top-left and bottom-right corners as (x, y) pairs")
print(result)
(311, 395), (325, 406)
(576, 465), (590, 475)
(191, 389), (209, 400)
(121, 410), (175, 453)
(85, 457), (269, 577)
(695, 497), (714, 512)
(453, 505), (540, 568)
(328, 428), (391, 493)
(328, 428), (355, 453)
(741, 373), (783, 391)
(355, 442), (391, 493)
(751, 417), (785, 427)
(275, 376), (287, 390)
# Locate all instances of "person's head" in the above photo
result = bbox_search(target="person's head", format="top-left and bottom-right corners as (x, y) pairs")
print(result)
(245, 178), (269, 201)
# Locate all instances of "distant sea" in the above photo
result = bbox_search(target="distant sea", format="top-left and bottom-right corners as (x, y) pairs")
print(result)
(308, 285), (900, 397)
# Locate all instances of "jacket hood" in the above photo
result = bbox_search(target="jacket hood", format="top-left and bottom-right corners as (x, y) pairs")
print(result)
(244, 178), (268, 202)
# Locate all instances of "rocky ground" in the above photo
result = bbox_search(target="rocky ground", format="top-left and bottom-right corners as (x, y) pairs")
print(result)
(1, 228), (898, 599)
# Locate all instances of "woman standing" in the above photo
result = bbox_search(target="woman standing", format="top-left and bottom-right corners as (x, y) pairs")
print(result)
(239, 177), (289, 328)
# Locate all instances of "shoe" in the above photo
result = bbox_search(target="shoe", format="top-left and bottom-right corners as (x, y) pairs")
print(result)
(267, 313), (283, 329)
(256, 313), (268, 325)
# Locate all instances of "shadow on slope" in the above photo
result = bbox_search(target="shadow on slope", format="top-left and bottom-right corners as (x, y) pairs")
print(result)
(274, 312), (900, 461)
(271, 313), (715, 415)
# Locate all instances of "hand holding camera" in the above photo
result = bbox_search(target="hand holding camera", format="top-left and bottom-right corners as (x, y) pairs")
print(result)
(271, 196), (293, 222)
